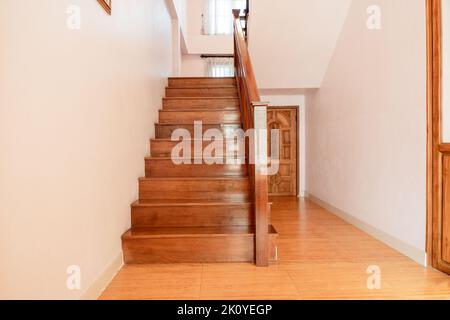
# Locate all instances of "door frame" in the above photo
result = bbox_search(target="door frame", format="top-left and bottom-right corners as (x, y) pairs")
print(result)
(267, 106), (300, 197)
(426, 0), (450, 273)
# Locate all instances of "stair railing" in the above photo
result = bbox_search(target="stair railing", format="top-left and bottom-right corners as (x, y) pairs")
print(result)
(232, 9), (270, 267)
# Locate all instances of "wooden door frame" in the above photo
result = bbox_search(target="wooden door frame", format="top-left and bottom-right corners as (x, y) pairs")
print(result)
(427, 0), (450, 273)
(267, 106), (300, 197)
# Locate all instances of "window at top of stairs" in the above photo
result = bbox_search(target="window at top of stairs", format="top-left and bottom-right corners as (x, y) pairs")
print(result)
(202, 0), (247, 35)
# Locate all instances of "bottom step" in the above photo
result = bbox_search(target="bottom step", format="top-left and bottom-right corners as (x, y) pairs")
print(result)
(122, 226), (278, 264)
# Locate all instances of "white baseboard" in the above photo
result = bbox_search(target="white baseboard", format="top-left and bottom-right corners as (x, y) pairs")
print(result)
(80, 251), (123, 300)
(305, 193), (427, 266)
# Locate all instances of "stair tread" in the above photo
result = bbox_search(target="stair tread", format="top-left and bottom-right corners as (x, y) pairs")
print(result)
(166, 86), (236, 89)
(156, 123), (241, 126)
(160, 109), (239, 112)
(151, 138), (233, 141)
(164, 96), (237, 99)
(145, 156), (246, 160)
(123, 225), (278, 239)
(160, 105), (241, 113)
(168, 77), (235, 80)
(166, 84), (237, 89)
(139, 176), (248, 181)
(164, 96), (238, 99)
(132, 199), (251, 207)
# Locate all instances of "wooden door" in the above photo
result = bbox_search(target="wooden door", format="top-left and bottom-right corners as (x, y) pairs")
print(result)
(267, 107), (298, 196)
(428, 0), (450, 274)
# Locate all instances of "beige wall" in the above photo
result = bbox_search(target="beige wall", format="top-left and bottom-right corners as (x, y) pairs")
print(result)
(181, 54), (206, 77)
(249, 0), (352, 89)
(306, 0), (427, 263)
(181, 0), (352, 84)
(0, 0), (173, 299)
(172, 0), (188, 37)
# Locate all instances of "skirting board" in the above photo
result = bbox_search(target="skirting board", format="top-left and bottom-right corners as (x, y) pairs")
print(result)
(306, 193), (427, 266)
(80, 251), (123, 300)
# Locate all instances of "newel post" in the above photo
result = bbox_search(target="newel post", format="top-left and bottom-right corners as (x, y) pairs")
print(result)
(253, 102), (270, 267)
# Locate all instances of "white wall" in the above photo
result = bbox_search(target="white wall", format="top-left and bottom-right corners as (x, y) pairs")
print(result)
(172, 0), (187, 37)
(0, 0), (173, 299)
(185, 0), (233, 54)
(305, 0), (427, 264)
(181, 54), (206, 77)
(180, 0), (352, 83)
(166, 0), (188, 76)
(249, 0), (352, 89)
(181, 0), (234, 77)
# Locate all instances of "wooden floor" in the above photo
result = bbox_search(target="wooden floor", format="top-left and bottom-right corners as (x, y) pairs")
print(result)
(100, 197), (450, 300)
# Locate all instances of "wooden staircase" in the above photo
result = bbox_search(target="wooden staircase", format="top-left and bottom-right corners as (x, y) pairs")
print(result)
(122, 77), (278, 264)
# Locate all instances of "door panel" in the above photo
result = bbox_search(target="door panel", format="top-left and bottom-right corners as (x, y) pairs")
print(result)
(442, 0), (450, 142)
(439, 0), (450, 268)
(442, 155), (450, 263)
(429, 0), (450, 274)
(267, 108), (298, 196)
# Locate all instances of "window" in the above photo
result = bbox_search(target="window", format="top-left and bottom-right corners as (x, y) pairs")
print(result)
(205, 58), (235, 77)
(203, 0), (247, 35)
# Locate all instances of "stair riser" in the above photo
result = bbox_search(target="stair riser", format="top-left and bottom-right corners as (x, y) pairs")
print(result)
(123, 236), (254, 264)
(166, 87), (238, 98)
(155, 124), (241, 139)
(131, 204), (253, 228)
(159, 111), (241, 125)
(163, 98), (239, 110)
(139, 179), (250, 201)
(168, 78), (236, 88)
(123, 235), (277, 264)
(151, 140), (242, 158)
(145, 160), (248, 178)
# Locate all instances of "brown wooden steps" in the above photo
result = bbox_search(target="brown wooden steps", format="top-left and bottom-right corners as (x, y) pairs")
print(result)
(168, 77), (236, 88)
(121, 76), (278, 265)
(159, 110), (241, 125)
(122, 226), (278, 264)
(150, 139), (242, 158)
(145, 157), (248, 178)
(139, 177), (250, 201)
(131, 200), (253, 228)
(165, 87), (238, 98)
(163, 97), (239, 110)
(155, 123), (241, 139)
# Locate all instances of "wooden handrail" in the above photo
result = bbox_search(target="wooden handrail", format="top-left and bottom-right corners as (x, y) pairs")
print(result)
(232, 9), (270, 267)
(233, 10), (260, 105)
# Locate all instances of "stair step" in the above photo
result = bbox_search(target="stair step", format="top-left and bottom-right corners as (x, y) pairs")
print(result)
(163, 97), (239, 110)
(168, 77), (236, 88)
(150, 139), (243, 158)
(139, 177), (250, 201)
(165, 87), (238, 98)
(131, 200), (253, 228)
(122, 225), (278, 264)
(155, 123), (242, 139)
(159, 110), (241, 125)
(120, 75), (277, 266)
(145, 158), (248, 178)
